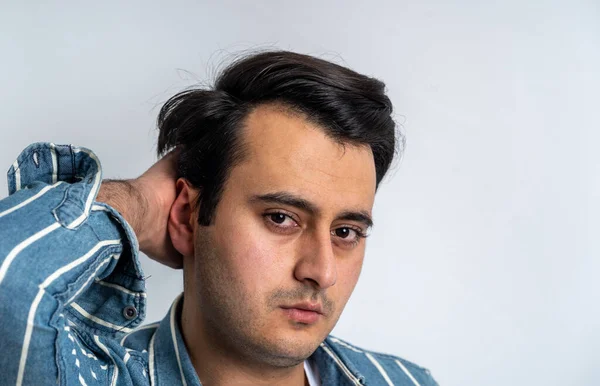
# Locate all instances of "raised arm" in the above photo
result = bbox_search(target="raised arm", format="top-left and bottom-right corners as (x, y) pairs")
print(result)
(0, 143), (180, 385)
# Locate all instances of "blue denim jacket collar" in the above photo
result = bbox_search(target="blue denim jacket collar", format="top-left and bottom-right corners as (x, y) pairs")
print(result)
(151, 294), (201, 385)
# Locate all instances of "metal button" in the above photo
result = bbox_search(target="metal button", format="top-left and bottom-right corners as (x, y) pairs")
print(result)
(122, 305), (138, 320)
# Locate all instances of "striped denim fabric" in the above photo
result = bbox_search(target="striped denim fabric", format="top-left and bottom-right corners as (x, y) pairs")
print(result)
(0, 143), (438, 386)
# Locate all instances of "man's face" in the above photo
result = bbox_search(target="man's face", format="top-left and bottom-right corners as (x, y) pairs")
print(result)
(190, 104), (376, 367)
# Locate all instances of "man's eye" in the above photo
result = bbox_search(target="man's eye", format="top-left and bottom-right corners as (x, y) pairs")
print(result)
(333, 227), (356, 239)
(269, 213), (288, 224)
(265, 212), (298, 228)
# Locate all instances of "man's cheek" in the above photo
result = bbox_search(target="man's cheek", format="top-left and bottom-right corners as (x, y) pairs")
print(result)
(232, 246), (276, 292)
(336, 265), (361, 301)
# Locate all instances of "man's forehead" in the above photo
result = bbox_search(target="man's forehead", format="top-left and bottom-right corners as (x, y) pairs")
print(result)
(242, 104), (374, 167)
(231, 104), (377, 212)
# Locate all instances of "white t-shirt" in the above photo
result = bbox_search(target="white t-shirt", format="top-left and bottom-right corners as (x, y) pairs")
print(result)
(304, 359), (321, 386)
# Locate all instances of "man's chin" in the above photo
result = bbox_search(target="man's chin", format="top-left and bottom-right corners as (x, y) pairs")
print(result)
(256, 340), (319, 368)
(266, 329), (330, 364)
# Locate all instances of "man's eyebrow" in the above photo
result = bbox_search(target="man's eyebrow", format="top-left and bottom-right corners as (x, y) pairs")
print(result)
(250, 192), (319, 215)
(336, 211), (373, 229)
(249, 192), (374, 228)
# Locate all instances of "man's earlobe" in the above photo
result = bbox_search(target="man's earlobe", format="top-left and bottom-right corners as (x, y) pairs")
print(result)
(168, 178), (197, 257)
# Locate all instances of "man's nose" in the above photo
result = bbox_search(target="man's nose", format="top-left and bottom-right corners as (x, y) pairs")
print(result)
(293, 229), (337, 290)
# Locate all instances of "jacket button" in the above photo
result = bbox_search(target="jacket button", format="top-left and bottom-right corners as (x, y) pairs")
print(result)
(122, 305), (138, 320)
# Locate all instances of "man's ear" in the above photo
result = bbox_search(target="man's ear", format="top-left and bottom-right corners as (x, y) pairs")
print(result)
(168, 178), (198, 258)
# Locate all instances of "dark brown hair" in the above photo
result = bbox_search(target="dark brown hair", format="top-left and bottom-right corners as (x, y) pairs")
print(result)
(157, 51), (399, 226)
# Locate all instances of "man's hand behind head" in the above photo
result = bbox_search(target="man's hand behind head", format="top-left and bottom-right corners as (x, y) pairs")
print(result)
(97, 149), (183, 269)
(134, 149), (183, 268)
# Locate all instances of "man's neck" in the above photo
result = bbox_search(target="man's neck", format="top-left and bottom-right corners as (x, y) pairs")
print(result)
(180, 294), (308, 386)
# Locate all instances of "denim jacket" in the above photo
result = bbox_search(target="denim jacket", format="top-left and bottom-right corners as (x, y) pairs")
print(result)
(0, 143), (438, 386)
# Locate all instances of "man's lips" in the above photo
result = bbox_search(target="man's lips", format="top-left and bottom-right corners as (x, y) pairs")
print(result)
(281, 302), (324, 314)
(280, 302), (324, 324)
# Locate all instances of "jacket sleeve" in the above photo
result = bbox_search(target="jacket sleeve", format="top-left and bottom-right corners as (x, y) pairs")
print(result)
(0, 143), (147, 385)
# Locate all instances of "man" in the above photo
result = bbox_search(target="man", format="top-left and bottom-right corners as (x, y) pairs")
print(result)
(0, 51), (438, 385)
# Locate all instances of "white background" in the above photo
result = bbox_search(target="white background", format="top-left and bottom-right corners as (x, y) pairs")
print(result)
(1, 1), (598, 385)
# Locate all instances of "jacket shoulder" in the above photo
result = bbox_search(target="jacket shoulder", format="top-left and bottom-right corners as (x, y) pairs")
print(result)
(324, 335), (439, 386)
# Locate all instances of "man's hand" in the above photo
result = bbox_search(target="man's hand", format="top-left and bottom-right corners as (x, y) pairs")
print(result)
(96, 150), (183, 269)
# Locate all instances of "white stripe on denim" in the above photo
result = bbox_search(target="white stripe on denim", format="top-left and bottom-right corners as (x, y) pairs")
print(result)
(124, 352), (131, 364)
(365, 353), (394, 386)
(120, 322), (160, 346)
(78, 373), (88, 386)
(70, 302), (133, 333)
(170, 294), (188, 386)
(395, 360), (421, 386)
(16, 290), (46, 386)
(91, 204), (108, 212)
(15, 239), (121, 386)
(13, 159), (21, 191)
(81, 347), (97, 360)
(50, 143), (58, 184)
(94, 335), (118, 386)
(66, 254), (120, 305)
(149, 330), (157, 386)
(71, 332), (96, 360)
(0, 222), (61, 286)
(0, 182), (64, 220)
(330, 337), (363, 353)
(319, 343), (361, 385)
(95, 279), (147, 297)
(67, 148), (102, 230)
